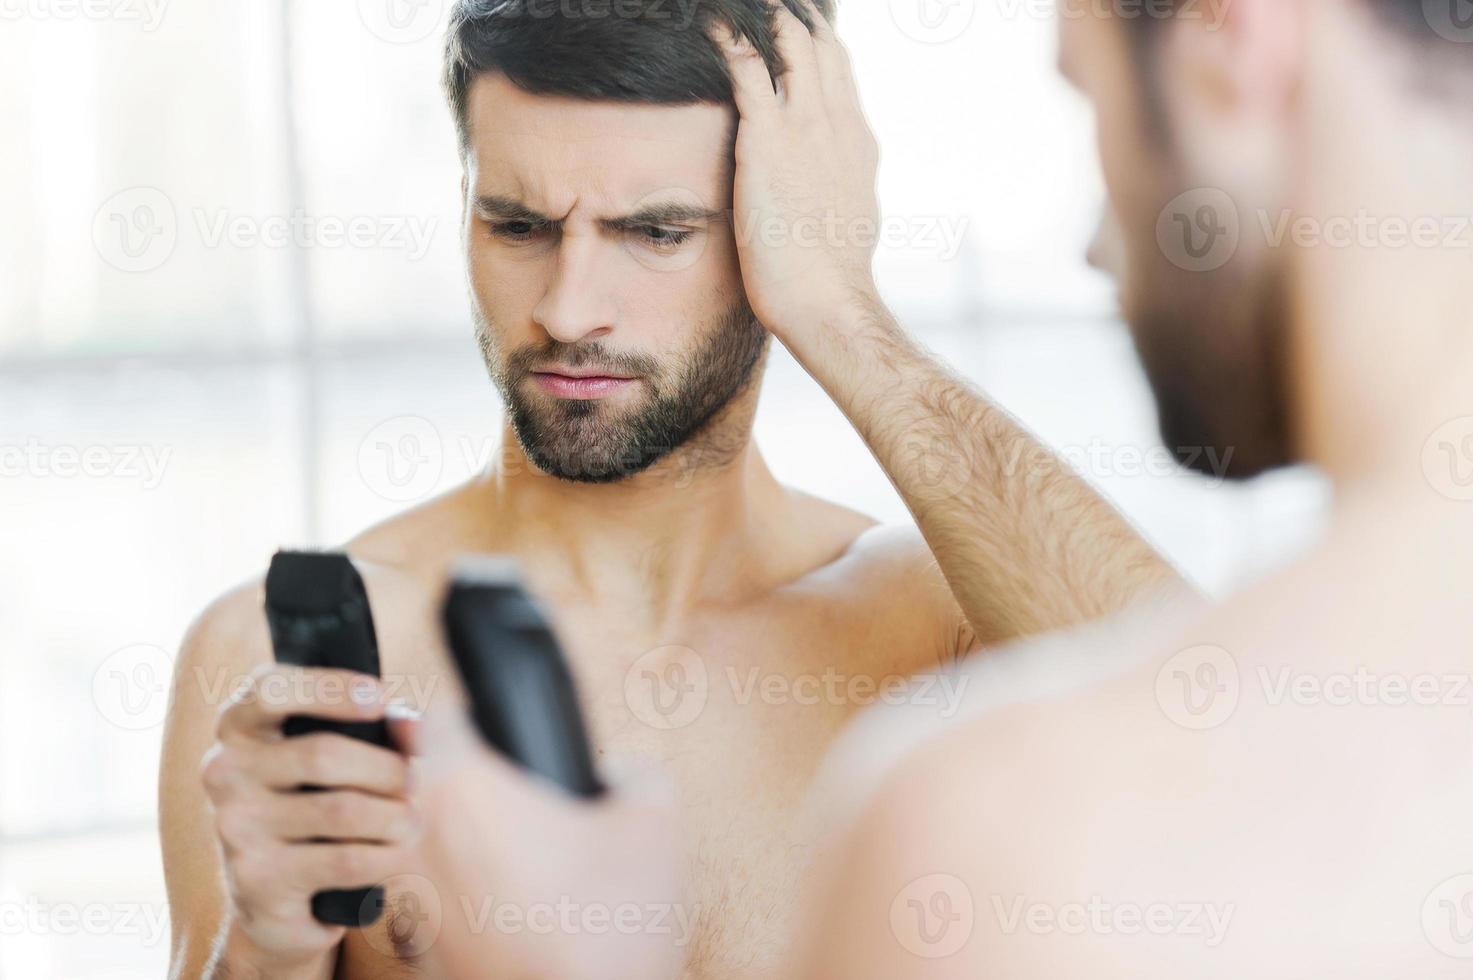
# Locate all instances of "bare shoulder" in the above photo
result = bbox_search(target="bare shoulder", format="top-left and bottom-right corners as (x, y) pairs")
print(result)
(801, 667), (1246, 979)
(339, 482), (495, 648)
(820, 515), (932, 578)
(796, 694), (1094, 977)
(777, 487), (880, 565)
(173, 480), (481, 681)
(784, 499), (942, 597)
(821, 516), (974, 649)
(344, 479), (492, 578)
(171, 538), (451, 723)
(794, 567), (1261, 977)
(803, 546), (1473, 979)
(173, 578), (273, 690)
(841, 524), (938, 578)
(778, 493), (968, 666)
(175, 546), (442, 676)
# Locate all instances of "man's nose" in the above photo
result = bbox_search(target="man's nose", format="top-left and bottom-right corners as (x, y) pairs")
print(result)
(532, 234), (617, 345)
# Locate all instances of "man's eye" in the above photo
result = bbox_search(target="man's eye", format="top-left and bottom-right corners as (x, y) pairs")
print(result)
(636, 226), (694, 251)
(491, 221), (542, 241)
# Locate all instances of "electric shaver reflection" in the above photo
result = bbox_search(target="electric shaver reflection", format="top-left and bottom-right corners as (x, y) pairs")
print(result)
(442, 557), (603, 800)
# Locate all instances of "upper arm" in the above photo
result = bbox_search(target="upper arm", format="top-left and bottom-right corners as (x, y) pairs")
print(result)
(158, 581), (272, 973)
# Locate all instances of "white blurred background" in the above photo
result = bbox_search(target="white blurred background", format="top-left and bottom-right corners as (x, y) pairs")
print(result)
(0, 0), (1329, 976)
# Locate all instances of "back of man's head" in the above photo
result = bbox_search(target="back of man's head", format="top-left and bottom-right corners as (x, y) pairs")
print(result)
(444, 0), (835, 154)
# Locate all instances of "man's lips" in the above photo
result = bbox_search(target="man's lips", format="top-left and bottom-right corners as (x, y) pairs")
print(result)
(529, 370), (638, 400)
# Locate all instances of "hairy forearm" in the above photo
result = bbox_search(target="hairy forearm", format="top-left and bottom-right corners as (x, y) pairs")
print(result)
(789, 292), (1181, 644)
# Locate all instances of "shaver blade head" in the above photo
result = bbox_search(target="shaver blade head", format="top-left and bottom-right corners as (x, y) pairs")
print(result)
(266, 551), (360, 614)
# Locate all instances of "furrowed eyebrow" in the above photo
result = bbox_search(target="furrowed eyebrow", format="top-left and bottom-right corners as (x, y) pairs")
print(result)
(601, 203), (726, 232)
(474, 195), (724, 231)
(474, 195), (554, 225)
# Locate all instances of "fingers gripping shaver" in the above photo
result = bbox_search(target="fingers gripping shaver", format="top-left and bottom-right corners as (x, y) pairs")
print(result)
(265, 550), (392, 928)
(442, 558), (604, 799)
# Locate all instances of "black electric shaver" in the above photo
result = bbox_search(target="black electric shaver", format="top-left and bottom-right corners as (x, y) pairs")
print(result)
(265, 550), (392, 928)
(442, 558), (603, 799)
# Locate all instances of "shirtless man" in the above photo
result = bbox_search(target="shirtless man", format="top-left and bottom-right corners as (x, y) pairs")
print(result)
(411, 0), (1473, 976)
(157, 2), (1176, 978)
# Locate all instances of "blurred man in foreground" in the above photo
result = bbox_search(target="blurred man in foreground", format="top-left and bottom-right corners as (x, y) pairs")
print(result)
(415, 0), (1473, 976)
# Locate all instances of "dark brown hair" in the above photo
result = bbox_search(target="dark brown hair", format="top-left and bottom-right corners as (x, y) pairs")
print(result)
(444, 0), (836, 153)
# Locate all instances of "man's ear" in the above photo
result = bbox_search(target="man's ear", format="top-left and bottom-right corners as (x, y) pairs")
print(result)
(1157, 0), (1305, 190)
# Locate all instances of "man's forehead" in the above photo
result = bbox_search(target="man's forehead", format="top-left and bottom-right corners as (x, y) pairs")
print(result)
(465, 73), (735, 213)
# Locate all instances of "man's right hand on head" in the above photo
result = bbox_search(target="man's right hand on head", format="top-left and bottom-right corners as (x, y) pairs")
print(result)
(198, 665), (419, 978)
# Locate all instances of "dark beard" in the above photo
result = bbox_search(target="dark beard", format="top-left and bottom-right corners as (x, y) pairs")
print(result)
(1128, 246), (1295, 482)
(1121, 27), (1299, 483)
(483, 303), (768, 484)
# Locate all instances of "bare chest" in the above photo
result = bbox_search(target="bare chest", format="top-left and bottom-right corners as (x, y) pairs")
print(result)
(342, 593), (928, 978)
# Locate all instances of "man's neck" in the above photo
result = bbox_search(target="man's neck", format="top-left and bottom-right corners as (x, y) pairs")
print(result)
(475, 423), (793, 629)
